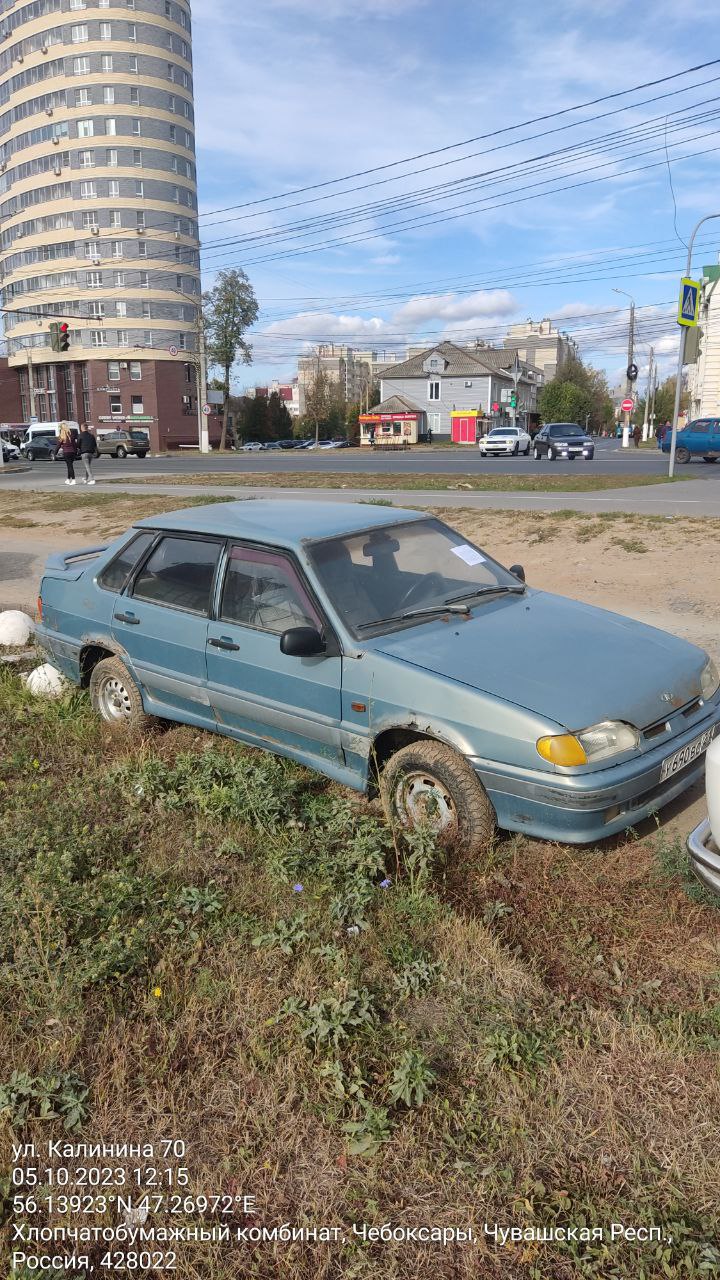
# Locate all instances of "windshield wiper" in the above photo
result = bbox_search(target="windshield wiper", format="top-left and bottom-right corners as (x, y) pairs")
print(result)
(444, 584), (526, 606)
(357, 602), (471, 630)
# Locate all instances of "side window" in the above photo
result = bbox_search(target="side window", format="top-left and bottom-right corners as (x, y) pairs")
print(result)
(691, 420), (709, 434)
(219, 546), (322, 635)
(132, 536), (221, 614)
(98, 531), (155, 593)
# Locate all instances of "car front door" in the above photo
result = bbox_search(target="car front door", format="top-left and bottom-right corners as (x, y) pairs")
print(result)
(111, 533), (222, 723)
(205, 542), (344, 770)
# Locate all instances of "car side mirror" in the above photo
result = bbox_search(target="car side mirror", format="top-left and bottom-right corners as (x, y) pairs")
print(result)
(509, 564), (526, 583)
(280, 626), (326, 657)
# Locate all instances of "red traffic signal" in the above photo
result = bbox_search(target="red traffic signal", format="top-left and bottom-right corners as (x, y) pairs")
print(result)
(59, 322), (70, 353)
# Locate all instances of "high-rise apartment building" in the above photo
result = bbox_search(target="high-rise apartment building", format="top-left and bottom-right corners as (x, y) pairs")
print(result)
(0, 0), (200, 448)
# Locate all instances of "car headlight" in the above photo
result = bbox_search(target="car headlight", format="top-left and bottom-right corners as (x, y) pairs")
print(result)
(537, 720), (640, 766)
(701, 657), (720, 700)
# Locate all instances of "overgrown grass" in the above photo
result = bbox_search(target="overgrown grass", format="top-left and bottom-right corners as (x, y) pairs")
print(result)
(1, 671), (720, 1276)
(102, 470), (695, 493)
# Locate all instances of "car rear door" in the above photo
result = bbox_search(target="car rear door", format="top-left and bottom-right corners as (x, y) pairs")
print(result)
(205, 542), (344, 770)
(111, 532), (222, 724)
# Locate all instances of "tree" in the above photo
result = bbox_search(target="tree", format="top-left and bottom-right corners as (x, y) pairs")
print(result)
(538, 355), (613, 432)
(267, 390), (292, 440)
(203, 269), (259, 451)
(304, 363), (332, 445)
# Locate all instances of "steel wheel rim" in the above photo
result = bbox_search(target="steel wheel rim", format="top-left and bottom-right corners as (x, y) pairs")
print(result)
(394, 771), (457, 833)
(98, 676), (133, 723)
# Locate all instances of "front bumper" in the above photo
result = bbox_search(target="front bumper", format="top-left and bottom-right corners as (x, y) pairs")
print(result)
(470, 709), (720, 844)
(687, 818), (720, 895)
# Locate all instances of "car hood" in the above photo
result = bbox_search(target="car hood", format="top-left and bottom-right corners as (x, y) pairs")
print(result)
(370, 590), (705, 730)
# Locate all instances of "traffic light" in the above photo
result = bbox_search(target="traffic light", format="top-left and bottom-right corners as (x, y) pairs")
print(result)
(510, 393), (518, 409)
(49, 322), (70, 353)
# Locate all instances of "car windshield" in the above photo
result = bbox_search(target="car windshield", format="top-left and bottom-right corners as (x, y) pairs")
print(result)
(489, 430), (515, 437)
(550, 424), (584, 437)
(308, 517), (522, 636)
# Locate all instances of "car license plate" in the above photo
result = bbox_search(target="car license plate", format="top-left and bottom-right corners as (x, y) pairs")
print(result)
(660, 725), (718, 782)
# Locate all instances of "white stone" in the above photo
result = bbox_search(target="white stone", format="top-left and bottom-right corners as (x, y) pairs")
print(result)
(26, 663), (68, 698)
(0, 609), (34, 647)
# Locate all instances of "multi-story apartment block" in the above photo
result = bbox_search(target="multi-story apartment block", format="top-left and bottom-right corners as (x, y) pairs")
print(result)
(502, 318), (578, 380)
(297, 344), (373, 414)
(0, 0), (201, 449)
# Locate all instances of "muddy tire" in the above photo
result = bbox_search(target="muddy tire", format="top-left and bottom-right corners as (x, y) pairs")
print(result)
(380, 739), (496, 857)
(89, 656), (152, 735)
(676, 446), (691, 464)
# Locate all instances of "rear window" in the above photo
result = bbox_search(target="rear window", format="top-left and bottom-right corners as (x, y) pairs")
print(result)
(98, 531), (156, 593)
(132, 535), (222, 615)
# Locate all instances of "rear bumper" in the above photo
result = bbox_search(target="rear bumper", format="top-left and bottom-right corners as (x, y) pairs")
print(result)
(687, 818), (720, 895)
(470, 711), (720, 843)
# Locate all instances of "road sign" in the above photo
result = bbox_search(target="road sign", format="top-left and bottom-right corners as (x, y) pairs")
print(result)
(621, 398), (634, 413)
(202, 403), (212, 415)
(678, 278), (700, 327)
(168, 345), (179, 356)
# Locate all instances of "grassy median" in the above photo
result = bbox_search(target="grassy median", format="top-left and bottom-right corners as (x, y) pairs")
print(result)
(1, 667), (719, 1277)
(102, 470), (693, 493)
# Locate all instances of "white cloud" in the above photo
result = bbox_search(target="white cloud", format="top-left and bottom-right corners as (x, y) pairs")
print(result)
(261, 311), (393, 341)
(393, 289), (516, 326)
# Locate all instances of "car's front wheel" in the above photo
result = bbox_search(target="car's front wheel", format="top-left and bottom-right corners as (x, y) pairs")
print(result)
(115, 445), (128, 459)
(524, 442), (530, 455)
(513, 442), (519, 455)
(548, 446), (557, 461)
(380, 740), (495, 858)
(25, 449), (35, 462)
(533, 446), (541, 460)
(89, 656), (152, 735)
(676, 447), (691, 464)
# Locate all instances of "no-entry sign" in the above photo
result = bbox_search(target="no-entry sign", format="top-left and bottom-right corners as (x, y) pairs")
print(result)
(621, 398), (634, 413)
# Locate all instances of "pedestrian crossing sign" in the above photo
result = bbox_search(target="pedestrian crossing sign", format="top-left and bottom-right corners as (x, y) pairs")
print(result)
(678, 278), (700, 327)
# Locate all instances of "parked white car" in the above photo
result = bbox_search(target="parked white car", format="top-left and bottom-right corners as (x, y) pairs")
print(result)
(479, 426), (531, 456)
(688, 734), (720, 893)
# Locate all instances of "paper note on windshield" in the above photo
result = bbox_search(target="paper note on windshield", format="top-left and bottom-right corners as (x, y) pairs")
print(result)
(452, 544), (485, 566)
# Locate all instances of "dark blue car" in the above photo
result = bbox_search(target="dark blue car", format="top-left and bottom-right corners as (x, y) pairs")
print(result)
(661, 418), (720, 463)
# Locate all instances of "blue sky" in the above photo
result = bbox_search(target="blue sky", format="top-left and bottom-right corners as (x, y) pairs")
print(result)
(194, 0), (720, 393)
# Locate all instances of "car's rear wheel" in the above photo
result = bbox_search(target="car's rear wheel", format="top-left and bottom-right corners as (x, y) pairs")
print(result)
(676, 447), (691, 464)
(136, 451), (147, 458)
(702, 455), (717, 463)
(380, 740), (495, 858)
(89, 656), (152, 735)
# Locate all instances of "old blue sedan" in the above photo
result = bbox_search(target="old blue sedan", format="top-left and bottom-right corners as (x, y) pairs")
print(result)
(36, 500), (720, 852)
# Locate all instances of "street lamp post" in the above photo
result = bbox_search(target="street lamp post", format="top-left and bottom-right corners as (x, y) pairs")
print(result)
(669, 213), (720, 477)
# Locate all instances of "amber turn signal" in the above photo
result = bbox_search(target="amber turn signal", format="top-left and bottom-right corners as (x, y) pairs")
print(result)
(536, 734), (588, 766)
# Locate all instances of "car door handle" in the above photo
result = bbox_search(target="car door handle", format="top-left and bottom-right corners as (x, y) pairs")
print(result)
(207, 636), (240, 651)
(115, 612), (140, 625)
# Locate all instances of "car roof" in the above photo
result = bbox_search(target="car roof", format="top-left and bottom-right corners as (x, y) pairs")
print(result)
(135, 499), (425, 546)
(544, 422), (582, 428)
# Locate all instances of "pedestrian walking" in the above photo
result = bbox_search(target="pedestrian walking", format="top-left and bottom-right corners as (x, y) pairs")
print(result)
(632, 424), (642, 448)
(78, 422), (98, 484)
(59, 422), (78, 485)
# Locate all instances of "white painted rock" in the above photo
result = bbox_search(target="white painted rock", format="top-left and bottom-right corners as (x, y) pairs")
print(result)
(0, 609), (33, 647)
(26, 663), (68, 698)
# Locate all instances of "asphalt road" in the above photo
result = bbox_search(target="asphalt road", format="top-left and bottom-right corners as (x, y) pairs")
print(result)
(5, 437), (716, 480)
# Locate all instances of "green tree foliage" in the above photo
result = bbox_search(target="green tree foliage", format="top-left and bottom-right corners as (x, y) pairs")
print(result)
(203, 268), (259, 450)
(267, 390), (293, 440)
(538, 355), (614, 431)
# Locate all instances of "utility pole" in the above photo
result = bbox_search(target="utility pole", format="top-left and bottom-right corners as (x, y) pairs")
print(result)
(613, 288), (635, 447)
(27, 349), (39, 423)
(195, 313), (210, 454)
(642, 346), (654, 442)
